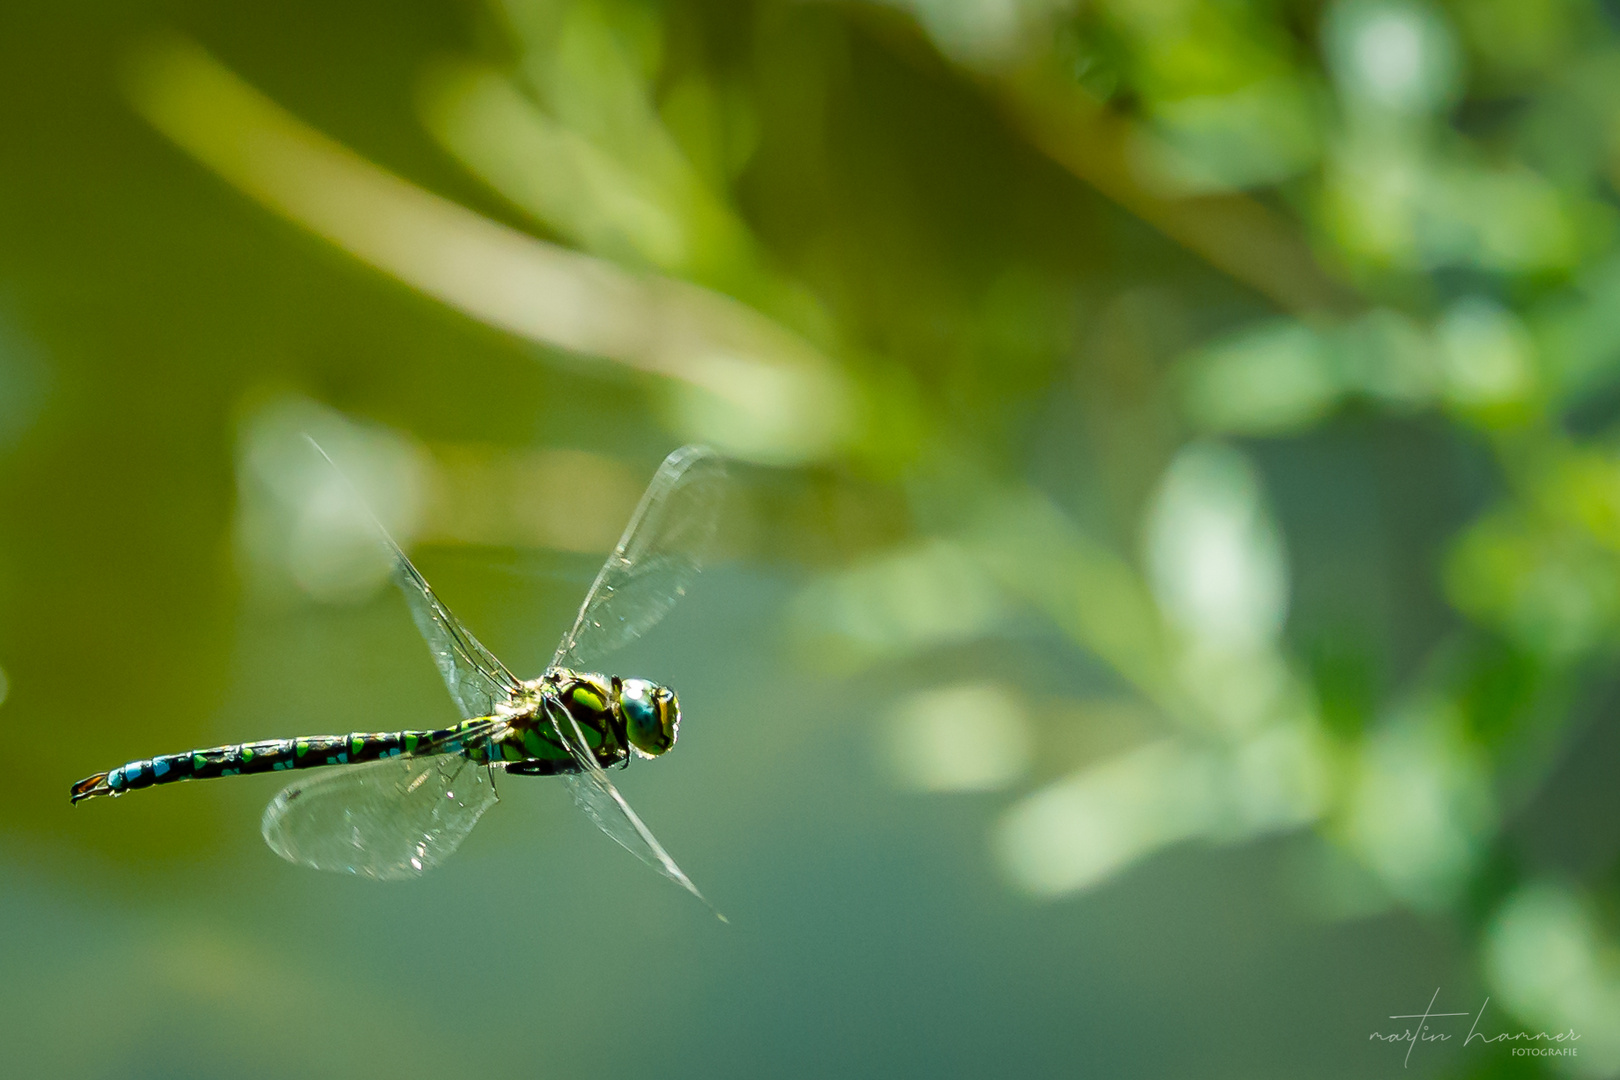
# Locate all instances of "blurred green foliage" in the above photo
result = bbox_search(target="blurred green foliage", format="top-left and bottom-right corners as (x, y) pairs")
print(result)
(5, 0), (1620, 1076)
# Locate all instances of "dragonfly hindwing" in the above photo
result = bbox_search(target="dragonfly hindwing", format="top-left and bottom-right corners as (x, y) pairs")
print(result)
(262, 753), (499, 880)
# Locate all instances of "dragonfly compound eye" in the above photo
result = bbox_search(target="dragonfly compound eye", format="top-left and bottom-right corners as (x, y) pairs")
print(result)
(621, 678), (678, 756)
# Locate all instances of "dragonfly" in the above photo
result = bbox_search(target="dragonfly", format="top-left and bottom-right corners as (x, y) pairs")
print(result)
(72, 442), (726, 910)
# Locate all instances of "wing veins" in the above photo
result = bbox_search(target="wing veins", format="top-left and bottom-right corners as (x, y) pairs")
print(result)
(304, 435), (524, 711)
(550, 445), (724, 672)
(543, 693), (720, 916)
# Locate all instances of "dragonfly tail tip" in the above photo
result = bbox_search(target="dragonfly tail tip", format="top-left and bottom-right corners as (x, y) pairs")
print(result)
(70, 772), (111, 804)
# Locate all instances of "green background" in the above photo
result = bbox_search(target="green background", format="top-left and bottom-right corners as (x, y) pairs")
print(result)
(1, 0), (1616, 1076)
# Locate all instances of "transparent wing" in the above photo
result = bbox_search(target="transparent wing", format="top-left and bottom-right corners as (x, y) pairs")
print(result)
(306, 436), (524, 719)
(261, 746), (500, 880)
(548, 698), (723, 918)
(389, 537), (523, 719)
(552, 445), (726, 672)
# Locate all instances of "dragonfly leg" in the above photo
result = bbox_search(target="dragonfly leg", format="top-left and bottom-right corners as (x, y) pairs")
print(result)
(503, 758), (583, 777)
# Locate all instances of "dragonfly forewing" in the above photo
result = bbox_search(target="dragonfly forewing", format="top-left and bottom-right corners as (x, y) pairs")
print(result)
(552, 444), (726, 672)
(545, 697), (720, 915)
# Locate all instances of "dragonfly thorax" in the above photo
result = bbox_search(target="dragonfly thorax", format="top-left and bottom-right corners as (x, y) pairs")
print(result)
(523, 669), (680, 762)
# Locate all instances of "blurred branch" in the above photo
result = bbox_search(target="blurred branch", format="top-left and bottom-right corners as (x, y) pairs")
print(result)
(419, 61), (761, 297)
(990, 59), (1363, 318)
(121, 34), (854, 464)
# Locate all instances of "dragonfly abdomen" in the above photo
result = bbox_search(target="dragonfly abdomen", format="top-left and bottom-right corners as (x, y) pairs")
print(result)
(70, 730), (456, 804)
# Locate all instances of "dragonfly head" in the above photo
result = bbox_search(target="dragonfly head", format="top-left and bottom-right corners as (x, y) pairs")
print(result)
(618, 678), (680, 758)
